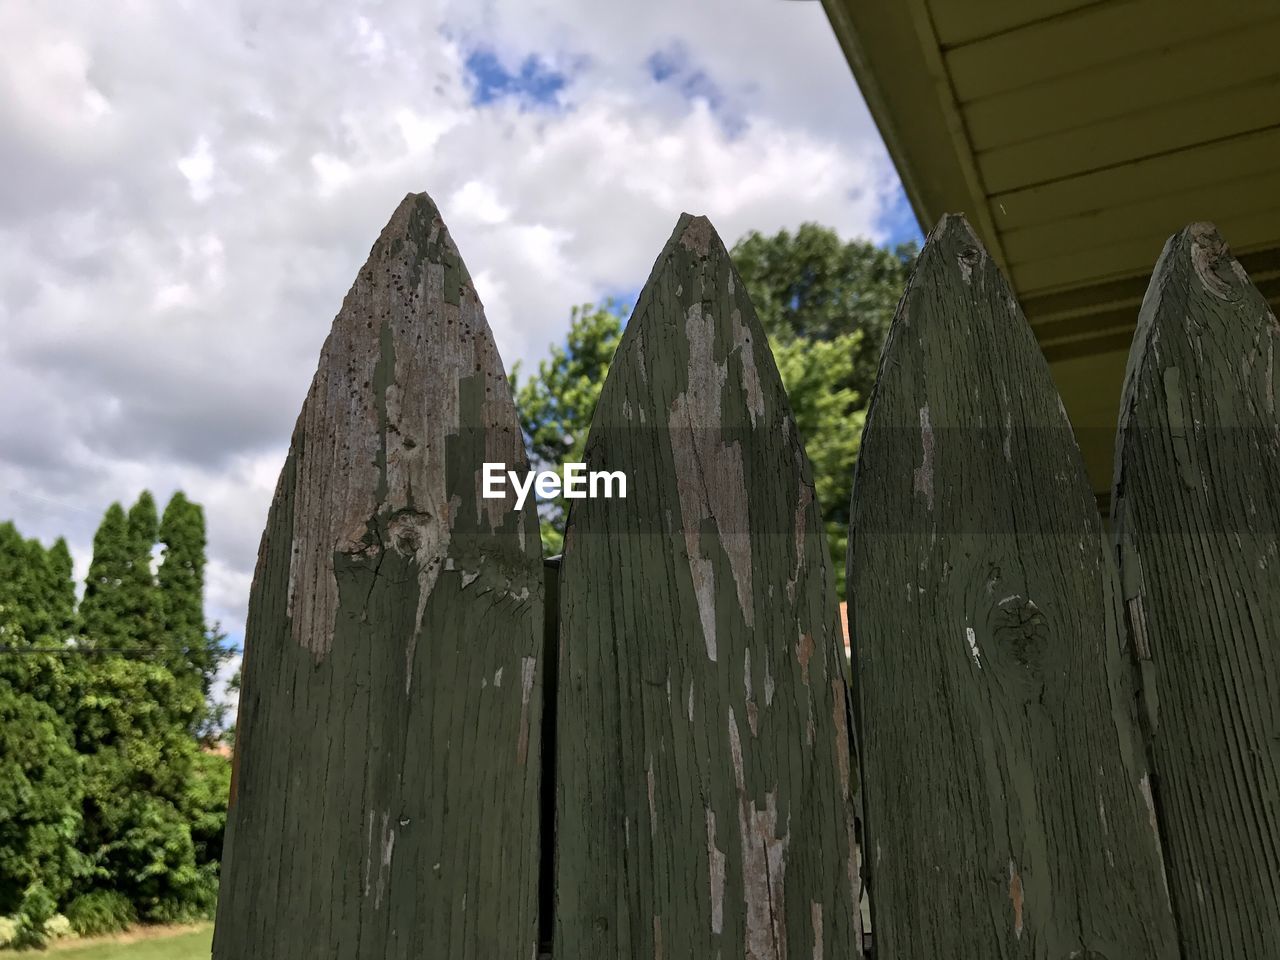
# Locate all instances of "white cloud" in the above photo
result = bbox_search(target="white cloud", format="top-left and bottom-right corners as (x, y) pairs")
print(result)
(0, 0), (906, 650)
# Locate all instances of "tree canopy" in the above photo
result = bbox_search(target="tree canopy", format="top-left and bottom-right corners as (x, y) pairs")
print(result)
(511, 300), (626, 554)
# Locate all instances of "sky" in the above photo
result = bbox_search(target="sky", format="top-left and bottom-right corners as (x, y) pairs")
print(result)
(0, 0), (919, 716)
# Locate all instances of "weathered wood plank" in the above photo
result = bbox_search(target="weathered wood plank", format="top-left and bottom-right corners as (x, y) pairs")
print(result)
(1113, 223), (1280, 959)
(213, 192), (544, 959)
(847, 214), (1179, 959)
(555, 215), (861, 958)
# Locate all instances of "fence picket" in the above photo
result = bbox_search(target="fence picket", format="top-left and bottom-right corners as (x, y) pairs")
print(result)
(554, 214), (862, 958)
(1112, 223), (1280, 958)
(847, 214), (1179, 958)
(213, 193), (544, 959)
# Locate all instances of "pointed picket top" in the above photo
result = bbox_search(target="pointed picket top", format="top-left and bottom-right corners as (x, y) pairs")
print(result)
(555, 213), (861, 959)
(848, 214), (1179, 958)
(1113, 223), (1280, 958)
(214, 192), (544, 959)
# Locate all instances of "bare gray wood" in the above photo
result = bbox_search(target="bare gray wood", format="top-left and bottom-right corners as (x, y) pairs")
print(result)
(1113, 222), (1280, 959)
(555, 214), (862, 959)
(848, 214), (1179, 959)
(213, 192), (544, 959)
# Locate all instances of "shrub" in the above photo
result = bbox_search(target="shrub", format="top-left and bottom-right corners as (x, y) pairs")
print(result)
(46, 913), (73, 941)
(12, 882), (56, 948)
(0, 915), (18, 949)
(65, 889), (137, 937)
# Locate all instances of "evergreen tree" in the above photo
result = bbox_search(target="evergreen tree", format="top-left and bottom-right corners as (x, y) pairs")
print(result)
(78, 504), (133, 651)
(158, 492), (230, 738)
(0, 523), (73, 650)
(124, 492), (163, 654)
(0, 524), (85, 919)
(1, 500), (230, 930)
(72, 494), (218, 920)
(43, 538), (77, 642)
(79, 493), (163, 654)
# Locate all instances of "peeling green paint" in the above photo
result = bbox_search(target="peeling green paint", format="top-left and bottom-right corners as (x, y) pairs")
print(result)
(555, 214), (861, 958)
(213, 192), (543, 959)
(1113, 222), (1280, 959)
(848, 214), (1179, 959)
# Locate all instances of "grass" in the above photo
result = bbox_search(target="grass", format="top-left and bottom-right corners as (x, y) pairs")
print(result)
(40, 924), (212, 959)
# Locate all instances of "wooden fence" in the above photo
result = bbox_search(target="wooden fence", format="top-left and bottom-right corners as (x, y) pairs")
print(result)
(214, 193), (1279, 959)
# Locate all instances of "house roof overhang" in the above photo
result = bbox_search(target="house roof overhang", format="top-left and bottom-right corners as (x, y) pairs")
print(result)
(820, 0), (1280, 502)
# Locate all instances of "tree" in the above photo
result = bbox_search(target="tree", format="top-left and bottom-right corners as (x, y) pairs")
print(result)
(42, 539), (77, 642)
(80, 493), (164, 655)
(772, 334), (865, 589)
(731, 223), (917, 400)
(511, 301), (626, 554)
(72, 494), (219, 921)
(79, 504), (133, 652)
(0, 524), (75, 653)
(124, 492), (164, 654)
(1, 498), (231, 930)
(0, 525), (85, 922)
(0, 678), (85, 917)
(159, 492), (230, 738)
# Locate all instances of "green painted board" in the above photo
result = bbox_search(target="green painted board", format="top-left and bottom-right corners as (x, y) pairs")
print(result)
(1112, 223), (1280, 958)
(847, 215), (1179, 959)
(555, 215), (862, 958)
(213, 193), (544, 959)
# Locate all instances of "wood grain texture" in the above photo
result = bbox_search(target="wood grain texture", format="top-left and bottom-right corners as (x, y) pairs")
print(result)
(847, 214), (1179, 959)
(213, 192), (544, 959)
(555, 215), (861, 959)
(1113, 223), (1280, 959)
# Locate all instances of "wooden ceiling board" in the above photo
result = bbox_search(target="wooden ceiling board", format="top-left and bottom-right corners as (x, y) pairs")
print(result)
(928, 0), (1101, 48)
(964, 24), (1280, 151)
(990, 126), (1280, 230)
(1019, 247), (1280, 326)
(978, 75), (1280, 193)
(819, 0), (1010, 266)
(944, 0), (1271, 102)
(1011, 212), (1280, 294)
(1001, 168), (1280, 264)
(1030, 273), (1280, 346)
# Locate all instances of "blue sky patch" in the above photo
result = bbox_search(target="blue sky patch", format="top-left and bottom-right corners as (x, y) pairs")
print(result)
(646, 44), (745, 137)
(463, 46), (570, 108)
(878, 184), (925, 248)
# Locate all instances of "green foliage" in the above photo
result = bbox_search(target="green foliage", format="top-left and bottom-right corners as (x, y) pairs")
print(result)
(79, 504), (135, 652)
(65, 890), (137, 937)
(0, 525), (86, 920)
(771, 334), (866, 591)
(731, 223), (916, 401)
(73, 658), (209, 920)
(0, 677), (86, 917)
(0, 494), (231, 939)
(159, 493), (230, 738)
(510, 301), (626, 553)
(181, 752), (230, 869)
(0, 524), (75, 653)
(0, 915), (15, 949)
(223, 667), (241, 747)
(95, 792), (218, 923)
(124, 493), (164, 656)
(12, 882), (56, 949)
